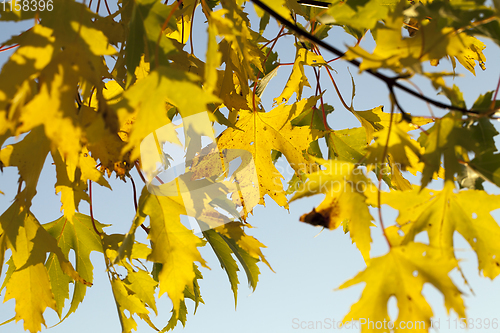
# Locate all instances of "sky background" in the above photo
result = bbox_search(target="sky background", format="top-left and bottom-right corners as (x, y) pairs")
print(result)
(1, 1), (500, 333)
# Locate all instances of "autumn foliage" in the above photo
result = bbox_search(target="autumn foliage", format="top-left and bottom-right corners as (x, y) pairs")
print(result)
(1, 0), (500, 332)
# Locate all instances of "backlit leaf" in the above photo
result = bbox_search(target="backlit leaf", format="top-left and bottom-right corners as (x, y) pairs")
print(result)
(43, 213), (106, 319)
(339, 242), (465, 332)
(218, 96), (321, 207)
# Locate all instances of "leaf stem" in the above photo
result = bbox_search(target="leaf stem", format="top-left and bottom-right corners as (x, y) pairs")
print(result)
(314, 47), (350, 112)
(311, 49), (330, 131)
(377, 102), (395, 249)
(104, 0), (112, 16)
(252, 25), (285, 112)
(130, 176), (138, 212)
(488, 74), (500, 115)
(134, 161), (147, 183)
(89, 180), (103, 237)
(190, 0), (198, 54)
(129, 176), (150, 233)
(156, 0), (183, 68)
(181, 15), (185, 45)
(259, 31), (290, 50)
(0, 44), (19, 52)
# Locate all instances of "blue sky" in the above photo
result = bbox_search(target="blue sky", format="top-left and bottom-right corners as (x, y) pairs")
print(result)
(1, 2), (500, 333)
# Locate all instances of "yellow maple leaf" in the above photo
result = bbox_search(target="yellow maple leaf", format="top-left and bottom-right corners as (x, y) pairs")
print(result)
(131, 187), (209, 314)
(211, 5), (265, 81)
(51, 148), (109, 220)
(165, 16), (192, 44)
(382, 184), (500, 279)
(1, 203), (87, 332)
(112, 66), (218, 161)
(339, 242), (465, 332)
(274, 48), (328, 104)
(109, 274), (155, 333)
(346, 5), (486, 75)
(0, 126), (50, 208)
(366, 123), (423, 170)
(0, 25), (55, 111)
(19, 61), (82, 166)
(217, 96), (320, 207)
(4, 263), (56, 333)
(352, 106), (432, 144)
(291, 159), (375, 261)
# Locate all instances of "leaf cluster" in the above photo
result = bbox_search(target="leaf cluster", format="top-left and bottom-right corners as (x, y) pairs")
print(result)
(1, 0), (500, 332)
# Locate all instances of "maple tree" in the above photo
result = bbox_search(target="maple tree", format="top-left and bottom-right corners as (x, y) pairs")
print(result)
(1, 0), (500, 332)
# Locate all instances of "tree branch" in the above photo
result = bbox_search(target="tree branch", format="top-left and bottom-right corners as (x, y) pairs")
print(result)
(250, 0), (492, 117)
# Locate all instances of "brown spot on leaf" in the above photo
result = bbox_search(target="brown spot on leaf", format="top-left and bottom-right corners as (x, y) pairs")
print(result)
(299, 207), (333, 229)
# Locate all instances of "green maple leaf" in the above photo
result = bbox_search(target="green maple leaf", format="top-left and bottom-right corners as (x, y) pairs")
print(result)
(125, 0), (178, 84)
(43, 213), (107, 319)
(214, 221), (272, 291)
(291, 102), (334, 131)
(468, 152), (500, 187)
(418, 113), (497, 187)
(203, 229), (240, 306)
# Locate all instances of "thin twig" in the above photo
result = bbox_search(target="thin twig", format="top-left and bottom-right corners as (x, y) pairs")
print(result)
(312, 45), (352, 112)
(181, 15), (185, 44)
(252, 25), (285, 112)
(104, 0), (112, 16)
(88, 86), (96, 108)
